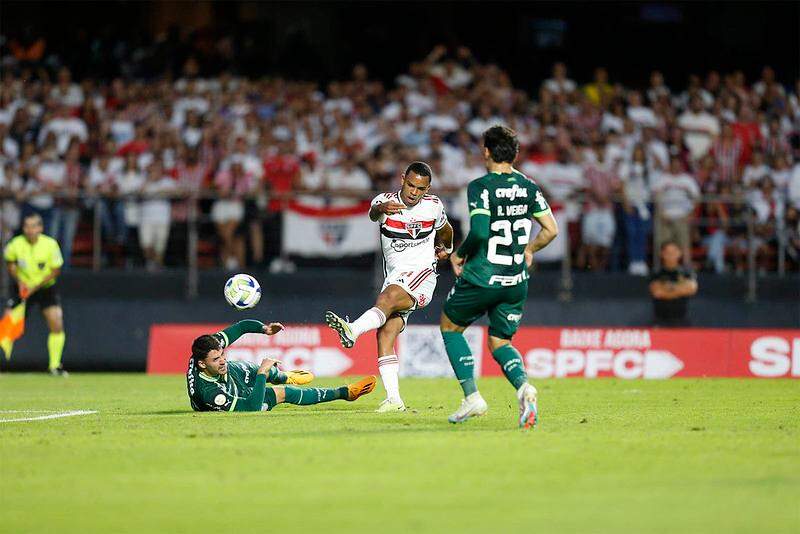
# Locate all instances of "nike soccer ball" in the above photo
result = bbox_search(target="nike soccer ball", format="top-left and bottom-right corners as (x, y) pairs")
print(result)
(224, 274), (262, 310)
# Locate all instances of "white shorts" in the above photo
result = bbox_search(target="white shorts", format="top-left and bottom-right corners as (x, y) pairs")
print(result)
(138, 221), (170, 255)
(382, 267), (438, 325)
(582, 209), (616, 247)
(211, 200), (244, 224)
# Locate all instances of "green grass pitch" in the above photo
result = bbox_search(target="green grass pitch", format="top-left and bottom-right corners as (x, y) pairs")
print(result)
(0, 374), (797, 533)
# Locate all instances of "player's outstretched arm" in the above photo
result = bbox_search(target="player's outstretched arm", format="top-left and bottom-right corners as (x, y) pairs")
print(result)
(217, 319), (278, 347)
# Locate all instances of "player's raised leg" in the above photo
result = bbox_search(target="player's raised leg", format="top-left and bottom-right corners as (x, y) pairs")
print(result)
(326, 284), (414, 348)
(375, 315), (406, 412)
(440, 312), (487, 423)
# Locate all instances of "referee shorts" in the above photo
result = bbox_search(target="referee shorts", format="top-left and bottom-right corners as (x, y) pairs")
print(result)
(7, 283), (62, 310)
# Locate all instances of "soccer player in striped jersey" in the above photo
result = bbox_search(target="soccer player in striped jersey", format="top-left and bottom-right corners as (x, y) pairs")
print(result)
(325, 162), (454, 413)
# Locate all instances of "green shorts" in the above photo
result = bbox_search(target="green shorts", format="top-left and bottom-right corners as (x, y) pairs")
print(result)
(442, 277), (527, 339)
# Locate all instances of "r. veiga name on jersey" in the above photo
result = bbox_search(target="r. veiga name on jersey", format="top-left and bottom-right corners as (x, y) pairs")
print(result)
(559, 329), (652, 349)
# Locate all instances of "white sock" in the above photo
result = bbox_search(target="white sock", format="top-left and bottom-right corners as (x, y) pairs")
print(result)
(378, 355), (401, 402)
(349, 307), (386, 339)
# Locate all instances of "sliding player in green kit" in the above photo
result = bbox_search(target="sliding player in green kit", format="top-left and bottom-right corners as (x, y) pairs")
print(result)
(441, 126), (558, 429)
(187, 319), (376, 412)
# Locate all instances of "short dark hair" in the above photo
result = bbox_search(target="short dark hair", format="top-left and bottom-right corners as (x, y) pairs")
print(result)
(483, 125), (519, 164)
(404, 161), (433, 182)
(191, 335), (221, 362)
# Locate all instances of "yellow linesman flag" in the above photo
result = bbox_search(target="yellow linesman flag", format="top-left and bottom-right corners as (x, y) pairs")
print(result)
(0, 302), (26, 360)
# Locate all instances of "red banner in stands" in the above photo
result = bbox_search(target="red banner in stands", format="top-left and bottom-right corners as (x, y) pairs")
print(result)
(147, 324), (800, 379)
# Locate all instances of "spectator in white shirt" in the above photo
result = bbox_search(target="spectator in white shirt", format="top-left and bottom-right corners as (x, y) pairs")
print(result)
(626, 91), (658, 129)
(324, 154), (372, 207)
(25, 148), (65, 232)
(49, 67), (84, 109)
(37, 105), (89, 155)
(647, 70), (670, 104)
(742, 149), (771, 189)
(542, 62), (577, 96)
(536, 149), (586, 224)
(139, 161), (176, 271)
(788, 161), (800, 211)
(678, 96), (720, 161)
(619, 144), (654, 275)
(653, 156), (701, 266)
(0, 161), (24, 239)
(748, 176), (785, 274)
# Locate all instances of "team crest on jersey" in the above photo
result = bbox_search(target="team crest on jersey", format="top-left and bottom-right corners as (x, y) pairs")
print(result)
(406, 220), (423, 238)
(320, 221), (348, 246)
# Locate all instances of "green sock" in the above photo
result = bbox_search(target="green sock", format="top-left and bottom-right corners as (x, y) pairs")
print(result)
(48, 332), (65, 371)
(492, 344), (527, 390)
(441, 331), (477, 396)
(283, 386), (349, 405)
(267, 366), (288, 384)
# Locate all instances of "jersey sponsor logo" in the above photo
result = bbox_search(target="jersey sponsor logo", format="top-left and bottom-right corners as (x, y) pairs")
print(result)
(214, 394), (227, 406)
(488, 272), (529, 286)
(506, 313), (522, 322)
(389, 238), (427, 252)
(534, 190), (547, 210)
(495, 184), (528, 200)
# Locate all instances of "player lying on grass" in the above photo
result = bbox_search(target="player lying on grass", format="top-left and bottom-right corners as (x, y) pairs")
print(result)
(324, 161), (453, 413)
(441, 125), (558, 429)
(187, 319), (376, 412)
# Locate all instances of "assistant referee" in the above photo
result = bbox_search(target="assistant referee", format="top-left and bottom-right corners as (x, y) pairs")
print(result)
(4, 213), (67, 375)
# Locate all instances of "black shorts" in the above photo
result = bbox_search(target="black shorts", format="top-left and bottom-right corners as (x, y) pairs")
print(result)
(7, 284), (61, 310)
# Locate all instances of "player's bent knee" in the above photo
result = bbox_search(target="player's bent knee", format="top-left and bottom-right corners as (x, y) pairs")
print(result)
(488, 336), (511, 352)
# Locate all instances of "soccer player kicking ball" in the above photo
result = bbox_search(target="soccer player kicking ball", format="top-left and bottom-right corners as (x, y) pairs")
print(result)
(441, 126), (558, 429)
(187, 320), (376, 412)
(325, 162), (454, 413)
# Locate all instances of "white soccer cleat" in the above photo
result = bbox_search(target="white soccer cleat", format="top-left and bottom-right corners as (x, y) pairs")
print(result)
(325, 311), (356, 348)
(375, 398), (406, 413)
(518, 384), (538, 429)
(448, 392), (488, 424)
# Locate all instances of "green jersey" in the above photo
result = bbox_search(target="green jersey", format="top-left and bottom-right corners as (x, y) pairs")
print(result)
(461, 170), (550, 288)
(188, 359), (263, 412)
(186, 320), (272, 412)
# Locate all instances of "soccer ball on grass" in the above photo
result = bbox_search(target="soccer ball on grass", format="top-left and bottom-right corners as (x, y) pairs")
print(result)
(224, 274), (262, 310)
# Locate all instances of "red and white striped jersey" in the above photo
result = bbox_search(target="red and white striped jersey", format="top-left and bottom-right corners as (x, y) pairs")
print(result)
(371, 191), (448, 275)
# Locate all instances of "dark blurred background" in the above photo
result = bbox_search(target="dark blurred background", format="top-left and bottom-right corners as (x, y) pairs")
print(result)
(3, 1), (799, 87)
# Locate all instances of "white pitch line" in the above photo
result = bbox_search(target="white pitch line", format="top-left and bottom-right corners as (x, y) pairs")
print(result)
(0, 410), (98, 423)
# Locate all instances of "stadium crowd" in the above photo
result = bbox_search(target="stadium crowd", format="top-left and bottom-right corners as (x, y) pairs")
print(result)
(1, 39), (799, 274)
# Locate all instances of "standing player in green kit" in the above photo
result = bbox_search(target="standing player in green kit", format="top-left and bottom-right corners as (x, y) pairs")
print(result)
(441, 126), (558, 429)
